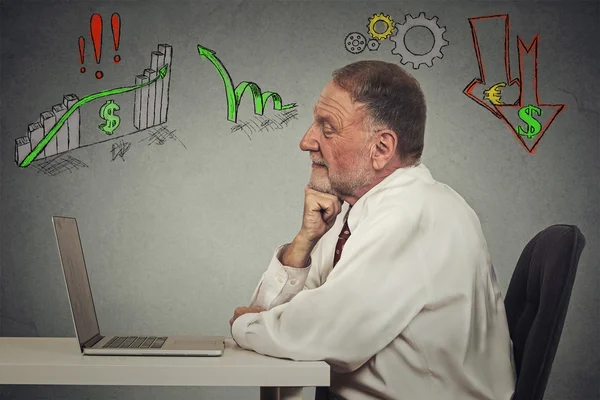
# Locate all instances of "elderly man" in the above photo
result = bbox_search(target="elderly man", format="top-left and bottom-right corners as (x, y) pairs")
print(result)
(229, 61), (516, 400)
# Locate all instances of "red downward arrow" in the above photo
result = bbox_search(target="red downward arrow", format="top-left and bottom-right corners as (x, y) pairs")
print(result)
(495, 35), (566, 154)
(463, 14), (520, 120)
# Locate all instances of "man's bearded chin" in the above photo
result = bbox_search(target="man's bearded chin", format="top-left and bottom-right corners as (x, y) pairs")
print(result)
(311, 162), (349, 196)
(310, 159), (375, 200)
(308, 171), (337, 196)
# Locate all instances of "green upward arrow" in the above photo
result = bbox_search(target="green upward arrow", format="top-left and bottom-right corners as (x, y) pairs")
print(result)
(197, 45), (296, 123)
(20, 64), (169, 168)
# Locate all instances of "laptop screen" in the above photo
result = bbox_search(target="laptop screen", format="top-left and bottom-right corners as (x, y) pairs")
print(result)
(53, 216), (101, 348)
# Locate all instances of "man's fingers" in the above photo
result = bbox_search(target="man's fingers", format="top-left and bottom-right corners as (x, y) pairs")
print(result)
(233, 306), (264, 318)
(319, 198), (342, 223)
(230, 306), (265, 326)
(320, 202), (335, 221)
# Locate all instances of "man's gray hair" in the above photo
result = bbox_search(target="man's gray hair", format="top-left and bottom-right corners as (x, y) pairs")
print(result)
(332, 61), (427, 166)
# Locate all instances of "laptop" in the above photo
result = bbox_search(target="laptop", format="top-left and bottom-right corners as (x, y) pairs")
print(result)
(53, 215), (225, 356)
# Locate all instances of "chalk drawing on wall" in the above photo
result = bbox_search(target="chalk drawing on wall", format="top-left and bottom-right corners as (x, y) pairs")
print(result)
(344, 13), (394, 54)
(367, 39), (380, 51)
(231, 109), (299, 140)
(99, 100), (121, 134)
(197, 44), (297, 124)
(138, 125), (185, 148)
(133, 44), (173, 131)
(390, 13), (449, 69)
(344, 12), (449, 69)
(367, 14), (395, 41)
(20, 124), (180, 176)
(15, 7), (174, 169)
(463, 14), (566, 154)
(110, 139), (131, 162)
(344, 32), (368, 54)
(78, 13), (122, 79)
(31, 155), (89, 176)
(15, 64), (169, 168)
(15, 94), (82, 167)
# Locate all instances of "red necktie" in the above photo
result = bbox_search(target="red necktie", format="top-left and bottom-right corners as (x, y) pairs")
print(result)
(316, 207), (352, 400)
(333, 208), (352, 268)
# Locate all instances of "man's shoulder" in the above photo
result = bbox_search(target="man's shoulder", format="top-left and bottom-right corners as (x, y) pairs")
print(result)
(375, 166), (465, 208)
(370, 169), (480, 228)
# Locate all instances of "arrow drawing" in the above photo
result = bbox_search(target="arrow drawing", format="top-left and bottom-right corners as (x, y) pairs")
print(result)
(463, 14), (565, 154)
(197, 45), (296, 123)
(463, 14), (520, 119)
(495, 36), (565, 154)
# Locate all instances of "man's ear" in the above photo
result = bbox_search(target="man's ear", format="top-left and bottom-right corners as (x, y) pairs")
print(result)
(371, 130), (397, 170)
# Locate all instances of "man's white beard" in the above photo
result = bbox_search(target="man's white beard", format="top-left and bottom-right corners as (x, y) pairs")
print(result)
(308, 156), (374, 198)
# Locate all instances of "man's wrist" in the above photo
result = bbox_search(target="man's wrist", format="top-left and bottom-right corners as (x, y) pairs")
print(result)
(279, 234), (316, 268)
(292, 232), (318, 252)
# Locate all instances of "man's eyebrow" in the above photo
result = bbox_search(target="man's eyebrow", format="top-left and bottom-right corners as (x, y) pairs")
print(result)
(314, 115), (334, 127)
(313, 107), (332, 123)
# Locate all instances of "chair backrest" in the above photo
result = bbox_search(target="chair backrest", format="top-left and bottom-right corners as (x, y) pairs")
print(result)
(504, 224), (586, 400)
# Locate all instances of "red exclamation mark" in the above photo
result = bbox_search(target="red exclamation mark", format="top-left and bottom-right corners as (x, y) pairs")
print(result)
(90, 13), (103, 79)
(112, 13), (121, 64)
(78, 36), (85, 73)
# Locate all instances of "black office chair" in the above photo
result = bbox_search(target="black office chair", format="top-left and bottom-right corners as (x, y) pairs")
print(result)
(504, 224), (586, 400)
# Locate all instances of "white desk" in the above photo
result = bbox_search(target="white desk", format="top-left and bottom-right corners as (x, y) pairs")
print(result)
(0, 337), (330, 400)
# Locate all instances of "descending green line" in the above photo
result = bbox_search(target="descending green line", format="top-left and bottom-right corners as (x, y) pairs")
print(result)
(197, 45), (296, 123)
(19, 64), (169, 168)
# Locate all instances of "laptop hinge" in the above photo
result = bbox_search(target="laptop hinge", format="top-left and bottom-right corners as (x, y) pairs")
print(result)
(83, 334), (104, 348)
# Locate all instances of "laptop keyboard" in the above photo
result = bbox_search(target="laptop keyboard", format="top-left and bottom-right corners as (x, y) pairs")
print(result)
(103, 336), (168, 349)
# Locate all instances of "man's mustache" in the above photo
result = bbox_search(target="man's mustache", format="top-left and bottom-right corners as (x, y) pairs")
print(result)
(310, 155), (327, 166)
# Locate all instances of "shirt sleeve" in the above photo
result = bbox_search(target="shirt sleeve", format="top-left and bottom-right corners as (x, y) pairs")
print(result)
(248, 238), (326, 310)
(231, 201), (430, 373)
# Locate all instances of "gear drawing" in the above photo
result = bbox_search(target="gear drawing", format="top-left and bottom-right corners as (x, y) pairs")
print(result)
(344, 32), (367, 54)
(367, 13), (395, 40)
(390, 12), (449, 69)
(368, 39), (380, 51)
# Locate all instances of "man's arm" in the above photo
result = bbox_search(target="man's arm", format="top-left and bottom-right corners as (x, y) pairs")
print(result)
(281, 232), (318, 268)
(247, 233), (326, 310)
(246, 187), (344, 310)
(232, 202), (430, 373)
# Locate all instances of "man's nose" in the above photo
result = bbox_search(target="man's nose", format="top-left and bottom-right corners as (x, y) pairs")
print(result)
(299, 123), (319, 152)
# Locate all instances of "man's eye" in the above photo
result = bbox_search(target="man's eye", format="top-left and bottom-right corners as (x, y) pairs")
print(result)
(321, 125), (334, 135)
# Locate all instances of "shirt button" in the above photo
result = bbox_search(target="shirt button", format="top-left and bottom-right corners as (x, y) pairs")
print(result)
(277, 277), (284, 284)
(290, 279), (297, 285)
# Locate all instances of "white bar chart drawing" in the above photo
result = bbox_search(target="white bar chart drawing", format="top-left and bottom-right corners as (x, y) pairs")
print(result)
(15, 93), (81, 165)
(134, 43), (172, 131)
(15, 43), (173, 167)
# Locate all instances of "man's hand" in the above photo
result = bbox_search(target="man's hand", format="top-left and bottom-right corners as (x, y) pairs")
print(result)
(299, 185), (343, 243)
(229, 306), (265, 326)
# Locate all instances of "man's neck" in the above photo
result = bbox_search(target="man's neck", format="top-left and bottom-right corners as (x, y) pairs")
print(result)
(342, 160), (414, 206)
(343, 176), (387, 206)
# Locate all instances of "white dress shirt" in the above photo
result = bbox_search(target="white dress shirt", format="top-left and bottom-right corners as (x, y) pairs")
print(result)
(232, 163), (516, 400)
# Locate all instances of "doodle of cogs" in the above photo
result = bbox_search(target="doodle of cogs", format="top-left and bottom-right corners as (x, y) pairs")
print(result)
(344, 32), (367, 54)
(368, 39), (380, 51)
(367, 13), (395, 40)
(390, 12), (449, 69)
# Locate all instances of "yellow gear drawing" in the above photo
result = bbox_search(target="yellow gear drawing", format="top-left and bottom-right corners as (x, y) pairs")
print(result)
(367, 13), (395, 40)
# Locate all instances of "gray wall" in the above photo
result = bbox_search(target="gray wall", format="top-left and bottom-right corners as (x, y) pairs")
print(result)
(1, 1), (598, 399)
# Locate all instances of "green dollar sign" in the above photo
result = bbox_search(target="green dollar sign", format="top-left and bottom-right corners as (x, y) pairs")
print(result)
(99, 100), (121, 135)
(516, 104), (542, 140)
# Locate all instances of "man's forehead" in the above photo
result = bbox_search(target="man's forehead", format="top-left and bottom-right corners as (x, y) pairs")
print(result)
(313, 82), (360, 119)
